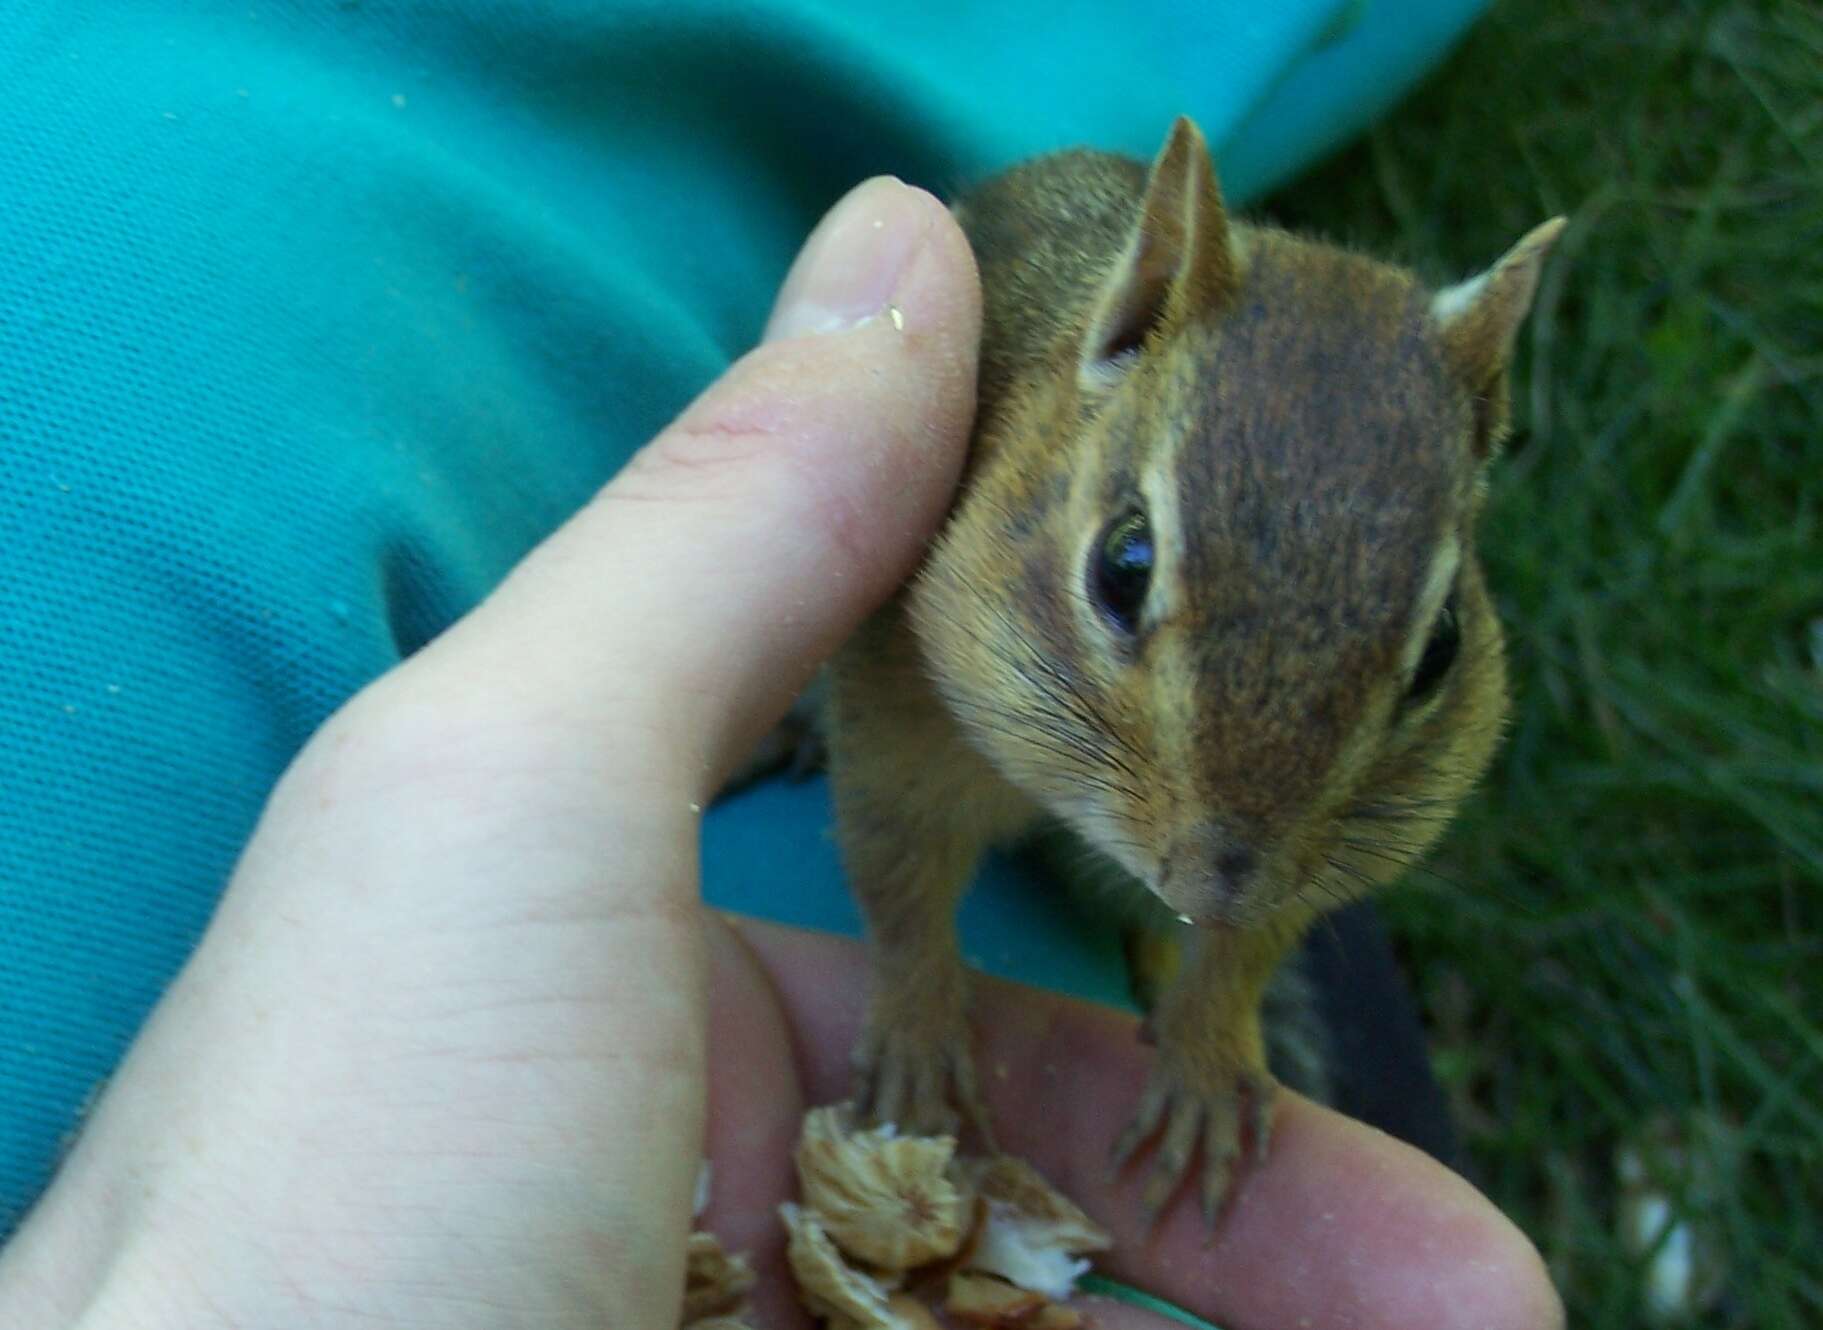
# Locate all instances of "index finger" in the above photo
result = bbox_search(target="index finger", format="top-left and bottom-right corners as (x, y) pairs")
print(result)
(730, 918), (1561, 1330)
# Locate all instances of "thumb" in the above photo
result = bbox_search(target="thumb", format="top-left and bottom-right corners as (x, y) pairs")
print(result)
(415, 176), (979, 794)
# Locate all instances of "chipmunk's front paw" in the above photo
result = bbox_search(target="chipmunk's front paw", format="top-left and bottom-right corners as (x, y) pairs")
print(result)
(1110, 1047), (1277, 1227)
(850, 1018), (993, 1146)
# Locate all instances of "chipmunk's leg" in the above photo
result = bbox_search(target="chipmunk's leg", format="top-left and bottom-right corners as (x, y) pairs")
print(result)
(1123, 924), (1182, 1012)
(1112, 907), (1314, 1226)
(826, 614), (1034, 1143)
(837, 793), (995, 1140)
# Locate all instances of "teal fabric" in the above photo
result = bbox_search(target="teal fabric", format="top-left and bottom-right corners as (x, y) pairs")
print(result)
(0, 0), (1487, 1232)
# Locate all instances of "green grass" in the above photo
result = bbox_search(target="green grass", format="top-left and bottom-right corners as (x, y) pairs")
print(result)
(1264, 1), (1823, 1324)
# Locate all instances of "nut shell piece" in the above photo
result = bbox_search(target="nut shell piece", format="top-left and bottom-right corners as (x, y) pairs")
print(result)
(782, 1202), (922, 1330)
(955, 1157), (1111, 1251)
(796, 1105), (971, 1270)
(885, 1293), (947, 1330)
(683, 1229), (756, 1322)
(945, 1272), (1085, 1328)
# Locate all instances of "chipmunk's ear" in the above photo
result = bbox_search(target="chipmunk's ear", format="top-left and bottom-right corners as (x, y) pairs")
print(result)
(1080, 116), (1237, 389)
(1432, 217), (1567, 456)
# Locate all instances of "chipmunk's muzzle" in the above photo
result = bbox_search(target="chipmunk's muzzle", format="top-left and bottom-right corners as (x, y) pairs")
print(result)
(1155, 822), (1266, 926)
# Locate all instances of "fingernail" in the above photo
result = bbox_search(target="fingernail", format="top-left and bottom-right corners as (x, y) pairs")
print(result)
(765, 177), (932, 342)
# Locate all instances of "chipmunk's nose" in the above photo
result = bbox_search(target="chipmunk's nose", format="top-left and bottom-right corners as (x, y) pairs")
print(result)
(1212, 845), (1257, 892)
(1157, 824), (1260, 922)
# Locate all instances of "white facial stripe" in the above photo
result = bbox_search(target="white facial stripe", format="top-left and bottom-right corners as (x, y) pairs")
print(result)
(1140, 439), (1184, 625)
(1079, 353), (1131, 394)
(1402, 535), (1462, 676)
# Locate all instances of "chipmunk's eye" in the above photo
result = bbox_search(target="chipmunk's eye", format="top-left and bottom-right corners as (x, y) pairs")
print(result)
(1090, 509), (1153, 634)
(1407, 594), (1460, 704)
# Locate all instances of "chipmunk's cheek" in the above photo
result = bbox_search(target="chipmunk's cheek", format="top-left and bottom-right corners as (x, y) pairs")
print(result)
(1054, 794), (1160, 889)
(1274, 836), (1339, 911)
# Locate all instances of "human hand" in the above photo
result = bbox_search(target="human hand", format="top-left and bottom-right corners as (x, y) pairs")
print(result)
(0, 177), (1559, 1330)
(709, 917), (1562, 1330)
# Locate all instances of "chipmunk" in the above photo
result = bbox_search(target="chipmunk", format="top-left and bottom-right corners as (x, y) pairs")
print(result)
(819, 117), (1563, 1223)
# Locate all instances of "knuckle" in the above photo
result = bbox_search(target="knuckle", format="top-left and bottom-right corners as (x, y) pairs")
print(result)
(601, 420), (777, 510)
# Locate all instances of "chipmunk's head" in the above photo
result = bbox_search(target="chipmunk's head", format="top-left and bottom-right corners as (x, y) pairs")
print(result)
(915, 117), (1564, 927)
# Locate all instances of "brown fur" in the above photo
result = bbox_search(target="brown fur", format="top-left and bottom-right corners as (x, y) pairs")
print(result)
(828, 117), (1562, 1222)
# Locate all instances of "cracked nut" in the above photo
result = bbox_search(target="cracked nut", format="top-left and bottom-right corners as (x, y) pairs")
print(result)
(796, 1105), (971, 1270)
(953, 1157), (1110, 1301)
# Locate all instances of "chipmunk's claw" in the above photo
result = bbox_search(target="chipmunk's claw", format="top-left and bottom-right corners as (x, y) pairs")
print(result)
(851, 1022), (995, 1149)
(1140, 1098), (1205, 1217)
(1111, 1057), (1277, 1231)
(1200, 1149), (1233, 1231)
(1109, 1073), (1170, 1175)
(1249, 1074), (1276, 1164)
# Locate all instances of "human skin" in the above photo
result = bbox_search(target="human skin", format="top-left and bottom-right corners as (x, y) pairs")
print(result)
(0, 178), (1561, 1330)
